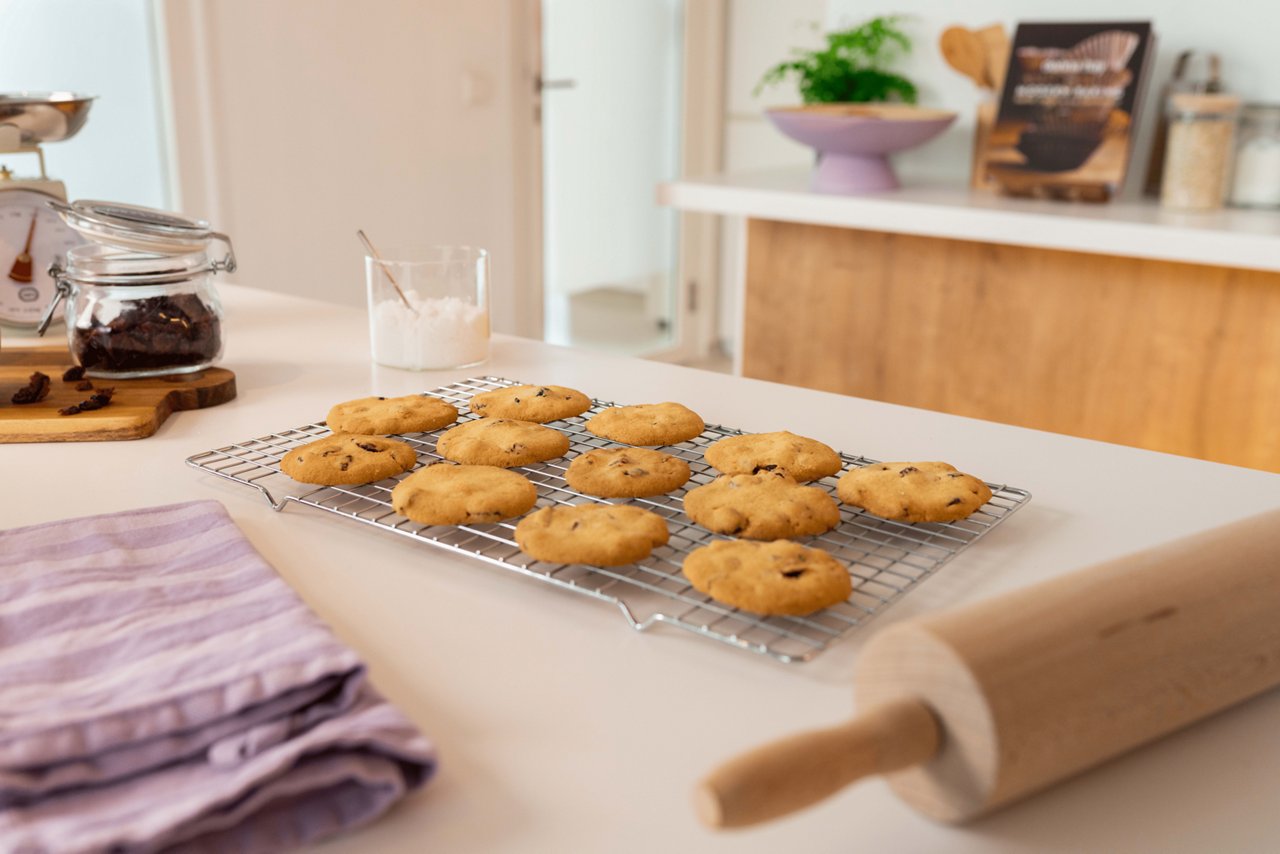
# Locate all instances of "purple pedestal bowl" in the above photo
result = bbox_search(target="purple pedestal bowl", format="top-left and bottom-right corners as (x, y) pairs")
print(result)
(766, 105), (958, 194)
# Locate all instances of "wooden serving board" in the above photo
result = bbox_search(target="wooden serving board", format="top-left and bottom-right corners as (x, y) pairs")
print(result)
(0, 346), (236, 442)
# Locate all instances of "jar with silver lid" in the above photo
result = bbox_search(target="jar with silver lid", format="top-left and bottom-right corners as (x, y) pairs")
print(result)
(1161, 93), (1241, 211)
(37, 200), (235, 379)
(1229, 104), (1280, 209)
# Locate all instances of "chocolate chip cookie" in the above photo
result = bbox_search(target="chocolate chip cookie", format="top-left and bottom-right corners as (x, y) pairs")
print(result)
(435, 418), (570, 467)
(280, 434), (417, 485)
(683, 471), (840, 540)
(836, 461), (992, 523)
(326, 394), (458, 435)
(565, 447), (691, 498)
(585, 402), (705, 446)
(391, 463), (538, 525)
(514, 504), (669, 567)
(468, 384), (591, 423)
(704, 430), (842, 483)
(682, 540), (852, 616)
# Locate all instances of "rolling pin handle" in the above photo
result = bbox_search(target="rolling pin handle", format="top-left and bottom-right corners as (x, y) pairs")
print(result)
(695, 697), (940, 830)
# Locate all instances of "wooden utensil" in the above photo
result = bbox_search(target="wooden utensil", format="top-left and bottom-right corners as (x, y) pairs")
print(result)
(0, 346), (235, 442)
(939, 27), (987, 88)
(974, 24), (1010, 91)
(697, 508), (1280, 827)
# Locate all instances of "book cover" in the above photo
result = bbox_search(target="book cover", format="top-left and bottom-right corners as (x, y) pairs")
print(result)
(979, 22), (1155, 201)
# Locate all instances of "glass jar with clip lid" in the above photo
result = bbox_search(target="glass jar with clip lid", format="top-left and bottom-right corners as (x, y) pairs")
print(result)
(36, 200), (236, 378)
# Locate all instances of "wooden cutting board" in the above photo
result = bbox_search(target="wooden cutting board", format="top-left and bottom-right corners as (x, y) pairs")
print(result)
(0, 346), (236, 442)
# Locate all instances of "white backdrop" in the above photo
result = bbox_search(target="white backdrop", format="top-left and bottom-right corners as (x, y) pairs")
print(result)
(0, 0), (169, 208)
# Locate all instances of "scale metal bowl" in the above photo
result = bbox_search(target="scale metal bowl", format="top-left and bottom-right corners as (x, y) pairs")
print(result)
(0, 92), (95, 145)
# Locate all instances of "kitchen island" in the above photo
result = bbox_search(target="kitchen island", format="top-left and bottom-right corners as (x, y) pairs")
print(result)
(3, 283), (1279, 852)
(661, 169), (1280, 474)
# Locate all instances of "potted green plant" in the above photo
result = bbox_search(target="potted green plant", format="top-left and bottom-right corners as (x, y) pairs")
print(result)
(757, 16), (956, 193)
(757, 16), (919, 104)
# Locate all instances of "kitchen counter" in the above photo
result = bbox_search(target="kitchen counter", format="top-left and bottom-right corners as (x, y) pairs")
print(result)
(4, 283), (1280, 852)
(662, 170), (1280, 473)
(660, 168), (1280, 273)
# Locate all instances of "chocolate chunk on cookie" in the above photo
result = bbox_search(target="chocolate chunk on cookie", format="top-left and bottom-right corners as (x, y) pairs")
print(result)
(682, 540), (852, 616)
(565, 447), (691, 498)
(683, 471), (840, 540)
(704, 430), (842, 483)
(326, 394), (458, 435)
(515, 504), (669, 567)
(280, 434), (417, 485)
(392, 463), (537, 525)
(469, 384), (591, 423)
(836, 461), (992, 523)
(586, 402), (704, 446)
(436, 418), (570, 467)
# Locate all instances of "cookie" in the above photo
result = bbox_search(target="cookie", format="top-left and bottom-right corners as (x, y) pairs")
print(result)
(682, 540), (852, 616)
(435, 418), (570, 467)
(514, 504), (669, 567)
(586, 402), (705, 446)
(683, 471), (840, 540)
(280, 434), (417, 485)
(326, 394), (458, 435)
(391, 463), (537, 525)
(704, 430), (842, 483)
(468, 384), (592, 423)
(565, 448), (691, 498)
(836, 461), (993, 523)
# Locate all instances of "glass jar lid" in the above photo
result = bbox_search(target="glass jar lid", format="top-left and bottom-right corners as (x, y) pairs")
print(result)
(48, 200), (236, 271)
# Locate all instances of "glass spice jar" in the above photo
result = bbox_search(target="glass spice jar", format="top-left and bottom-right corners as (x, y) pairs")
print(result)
(1229, 103), (1280, 209)
(1161, 93), (1241, 211)
(37, 201), (235, 379)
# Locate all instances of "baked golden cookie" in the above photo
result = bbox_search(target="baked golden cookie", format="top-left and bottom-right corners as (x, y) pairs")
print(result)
(469, 384), (592, 423)
(435, 418), (569, 467)
(280, 434), (417, 485)
(836, 461), (992, 523)
(325, 394), (458, 435)
(391, 463), (537, 525)
(565, 447), (691, 498)
(514, 504), (669, 567)
(586, 402), (705, 446)
(704, 430), (842, 483)
(683, 471), (840, 540)
(682, 540), (852, 616)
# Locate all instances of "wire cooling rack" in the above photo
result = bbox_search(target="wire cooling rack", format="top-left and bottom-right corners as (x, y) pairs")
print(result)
(186, 376), (1030, 663)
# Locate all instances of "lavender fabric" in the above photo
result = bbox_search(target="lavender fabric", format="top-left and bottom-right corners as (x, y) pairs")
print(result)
(0, 501), (436, 853)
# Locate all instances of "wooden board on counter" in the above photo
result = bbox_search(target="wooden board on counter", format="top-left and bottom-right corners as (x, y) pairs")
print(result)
(742, 217), (1280, 473)
(0, 346), (236, 442)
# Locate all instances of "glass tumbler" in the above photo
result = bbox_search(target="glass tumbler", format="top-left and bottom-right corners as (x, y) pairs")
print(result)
(366, 246), (490, 370)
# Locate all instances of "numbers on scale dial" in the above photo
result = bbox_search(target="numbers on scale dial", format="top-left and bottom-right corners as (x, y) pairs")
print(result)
(0, 192), (85, 326)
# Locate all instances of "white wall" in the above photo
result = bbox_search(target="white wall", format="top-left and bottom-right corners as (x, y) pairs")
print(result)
(159, 0), (537, 336)
(0, 0), (168, 207)
(823, 0), (1280, 188)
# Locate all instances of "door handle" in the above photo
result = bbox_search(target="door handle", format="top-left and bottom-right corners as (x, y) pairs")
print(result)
(536, 75), (577, 91)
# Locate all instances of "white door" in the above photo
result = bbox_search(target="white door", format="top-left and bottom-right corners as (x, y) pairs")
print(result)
(538, 0), (718, 360)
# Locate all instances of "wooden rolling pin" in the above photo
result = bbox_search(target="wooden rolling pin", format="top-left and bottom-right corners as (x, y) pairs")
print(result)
(697, 508), (1280, 828)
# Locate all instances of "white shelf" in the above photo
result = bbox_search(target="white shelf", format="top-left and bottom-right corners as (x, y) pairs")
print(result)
(659, 169), (1280, 273)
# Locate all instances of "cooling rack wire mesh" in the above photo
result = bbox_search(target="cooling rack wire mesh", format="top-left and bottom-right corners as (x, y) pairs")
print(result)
(187, 376), (1030, 663)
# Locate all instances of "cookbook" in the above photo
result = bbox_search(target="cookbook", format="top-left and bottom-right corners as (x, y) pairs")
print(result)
(979, 21), (1155, 201)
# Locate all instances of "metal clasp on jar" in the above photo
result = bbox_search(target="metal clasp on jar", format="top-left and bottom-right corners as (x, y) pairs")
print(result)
(35, 260), (72, 336)
(210, 232), (237, 274)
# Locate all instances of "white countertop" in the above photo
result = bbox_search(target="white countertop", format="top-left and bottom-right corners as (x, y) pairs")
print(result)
(5, 283), (1280, 852)
(659, 169), (1280, 273)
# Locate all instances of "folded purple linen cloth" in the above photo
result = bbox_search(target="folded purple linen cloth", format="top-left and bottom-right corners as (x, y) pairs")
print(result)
(0, 500), (436, 853)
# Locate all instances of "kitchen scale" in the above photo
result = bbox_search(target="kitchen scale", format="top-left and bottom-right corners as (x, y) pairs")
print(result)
(0, 92), (95, 330)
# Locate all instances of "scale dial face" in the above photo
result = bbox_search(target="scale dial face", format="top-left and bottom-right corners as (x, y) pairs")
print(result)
(0, 188), (85, 327)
